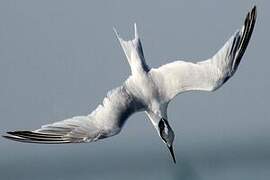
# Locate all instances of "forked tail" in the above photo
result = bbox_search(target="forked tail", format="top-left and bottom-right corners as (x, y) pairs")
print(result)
(114, 23), (149, 74)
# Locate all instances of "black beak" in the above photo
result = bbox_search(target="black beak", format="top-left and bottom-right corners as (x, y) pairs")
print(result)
(168, 145), (176, 164)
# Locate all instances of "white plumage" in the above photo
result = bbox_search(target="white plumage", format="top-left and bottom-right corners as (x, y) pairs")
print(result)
(3, 6), (256, 163)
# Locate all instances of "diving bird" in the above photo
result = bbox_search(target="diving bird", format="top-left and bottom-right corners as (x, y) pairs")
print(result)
(3, 6), (257, 163)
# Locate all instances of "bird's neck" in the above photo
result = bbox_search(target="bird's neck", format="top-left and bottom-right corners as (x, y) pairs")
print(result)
(146, 104), (168, 127)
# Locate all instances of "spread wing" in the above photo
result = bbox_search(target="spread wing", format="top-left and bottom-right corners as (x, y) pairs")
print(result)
(150, 6), (256, 101)
(3, 85), (142, 144)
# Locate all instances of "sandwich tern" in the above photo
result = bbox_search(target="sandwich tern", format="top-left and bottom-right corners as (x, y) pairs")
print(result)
(3, 6), (257, 163)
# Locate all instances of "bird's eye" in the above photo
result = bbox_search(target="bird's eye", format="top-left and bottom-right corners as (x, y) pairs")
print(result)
(158, 119), (165, 132)
(158, 118), (167, 142)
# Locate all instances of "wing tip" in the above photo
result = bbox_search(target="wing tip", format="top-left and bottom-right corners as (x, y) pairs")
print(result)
(231, 5), (257, 70)
(2, 133), (28, 143)
(252, 5), (257, 14)
(2, 130), (71, 144)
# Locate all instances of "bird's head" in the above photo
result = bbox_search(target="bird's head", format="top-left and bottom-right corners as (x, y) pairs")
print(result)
(147, 104), (176, 163)
(158, 117), (176, 163)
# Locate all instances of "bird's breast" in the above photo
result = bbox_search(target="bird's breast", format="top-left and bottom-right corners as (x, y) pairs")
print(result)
(125, 74), (161, 106)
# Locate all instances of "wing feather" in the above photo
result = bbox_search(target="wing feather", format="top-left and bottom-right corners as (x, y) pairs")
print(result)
(3, 85), (142, 144)
(150, 6), (256, 101)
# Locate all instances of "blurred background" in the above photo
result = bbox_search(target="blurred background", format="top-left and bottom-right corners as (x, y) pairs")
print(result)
(0, 0), (269, 179)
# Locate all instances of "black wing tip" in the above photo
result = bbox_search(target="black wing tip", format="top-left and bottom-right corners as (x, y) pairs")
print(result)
(244, 5), (257, 25)
(251, 5), (257, 21)
(231, 5), (257, 71)
(252, 5), (257, 14)
(2, 131), (23, 139)
(245, 5), (257, 25)
(6, 130), (62, 137)
(2, 134), (27, 143)
(7, 130), (29, 135)
(3, 130), (71, 144)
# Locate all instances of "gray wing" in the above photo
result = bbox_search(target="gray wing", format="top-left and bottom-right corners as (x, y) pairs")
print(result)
(150, 6), (256, 101)
(3, 85), (142, 144)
